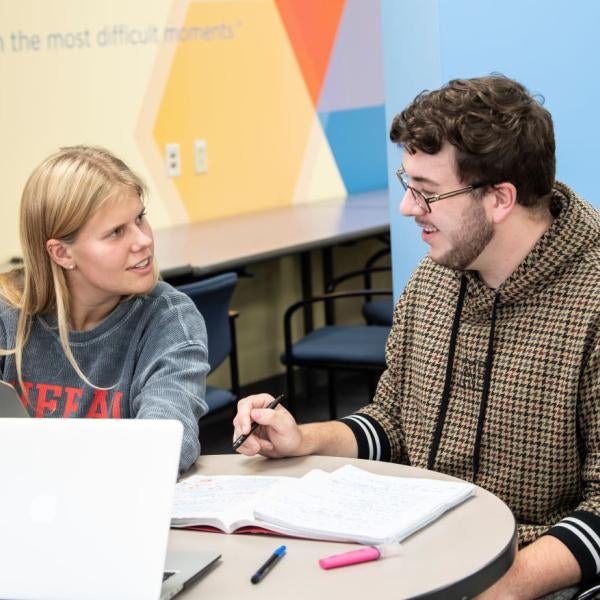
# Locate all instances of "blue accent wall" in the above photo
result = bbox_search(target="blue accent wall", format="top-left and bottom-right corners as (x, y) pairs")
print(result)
(319, 106), (388, 193)
(382, 0), (600, 295)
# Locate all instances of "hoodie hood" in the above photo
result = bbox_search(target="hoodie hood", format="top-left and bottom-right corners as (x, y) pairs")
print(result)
(461, 181), (600, 316)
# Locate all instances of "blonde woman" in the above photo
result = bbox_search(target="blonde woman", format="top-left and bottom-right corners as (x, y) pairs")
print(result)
(0, 146), (209, 472)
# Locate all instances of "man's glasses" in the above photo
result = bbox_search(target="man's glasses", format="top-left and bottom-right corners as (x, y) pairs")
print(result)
(396, 166), (492, 213)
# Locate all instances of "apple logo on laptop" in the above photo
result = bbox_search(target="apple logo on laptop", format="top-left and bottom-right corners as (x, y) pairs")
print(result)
(29, 494), (59, 523)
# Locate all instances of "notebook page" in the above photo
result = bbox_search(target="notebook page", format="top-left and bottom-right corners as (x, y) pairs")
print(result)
(172, 475), (288, 531)
(253, 466), (475, 545)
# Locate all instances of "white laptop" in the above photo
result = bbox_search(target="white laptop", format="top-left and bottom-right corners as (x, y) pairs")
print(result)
(0, 415), (220, 599)
(0, 380), (29, 417)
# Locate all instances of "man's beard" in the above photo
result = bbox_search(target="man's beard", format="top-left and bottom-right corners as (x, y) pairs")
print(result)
(435, 199), (494, 271)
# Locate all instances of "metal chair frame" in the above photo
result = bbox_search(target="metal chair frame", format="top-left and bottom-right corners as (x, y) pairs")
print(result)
(282, 289), (392, 419)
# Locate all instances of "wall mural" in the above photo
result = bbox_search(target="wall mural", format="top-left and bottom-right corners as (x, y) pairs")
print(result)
(143, 0), (386, 222)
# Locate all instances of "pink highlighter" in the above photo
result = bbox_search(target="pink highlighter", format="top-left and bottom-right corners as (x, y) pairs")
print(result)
(319, 542), (402, 570)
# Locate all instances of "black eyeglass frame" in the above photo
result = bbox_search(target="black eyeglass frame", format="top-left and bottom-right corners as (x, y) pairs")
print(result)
(396, 166), (493, 213)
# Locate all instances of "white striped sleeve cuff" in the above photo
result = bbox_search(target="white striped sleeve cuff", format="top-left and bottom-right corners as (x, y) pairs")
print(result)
(339, 413), (391, 461)
(547, 510), (600, 582)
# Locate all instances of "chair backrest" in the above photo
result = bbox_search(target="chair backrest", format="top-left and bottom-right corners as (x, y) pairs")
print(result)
(177, 273), (238, 373)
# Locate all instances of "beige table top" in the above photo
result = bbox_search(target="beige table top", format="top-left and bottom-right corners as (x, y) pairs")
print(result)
(154, 189), (390, 276)
(0, 190), (389, 277)
(170, 454), (516, 600)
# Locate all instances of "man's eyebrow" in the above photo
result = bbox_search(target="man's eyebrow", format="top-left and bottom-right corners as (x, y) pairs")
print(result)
(401, 165), (439, 187)
(410, 174), (439, 187)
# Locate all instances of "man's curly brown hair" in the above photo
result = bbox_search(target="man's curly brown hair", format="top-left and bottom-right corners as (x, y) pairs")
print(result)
(390, 75), (555, 207)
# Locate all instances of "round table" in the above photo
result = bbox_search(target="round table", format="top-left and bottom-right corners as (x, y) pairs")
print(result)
(170, 454), (516, 599)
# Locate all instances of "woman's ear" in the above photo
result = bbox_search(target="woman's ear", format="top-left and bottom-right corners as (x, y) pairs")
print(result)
(488, 182), (518, 224)
(46, 239), (75, 271)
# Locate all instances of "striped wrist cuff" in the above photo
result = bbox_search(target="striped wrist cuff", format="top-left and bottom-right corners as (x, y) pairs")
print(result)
(339, 413), (391, 461)
(546, 510), (600, 582)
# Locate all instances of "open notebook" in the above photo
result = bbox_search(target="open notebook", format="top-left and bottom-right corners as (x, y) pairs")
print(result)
(0, 417), (220, 600)
(172, 465), (475, 545)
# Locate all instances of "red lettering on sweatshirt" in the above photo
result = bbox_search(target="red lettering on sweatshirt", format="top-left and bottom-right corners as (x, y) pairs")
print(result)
(14, 380), (125, 419)
(86, 389), (108, 418)
(110, 392), (123, 418)
(19, 380), (34, 408)
(63, 387), (83, 417)
(35, 383), (62, 417)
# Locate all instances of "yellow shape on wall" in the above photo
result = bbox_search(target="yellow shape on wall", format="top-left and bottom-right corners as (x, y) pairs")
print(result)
(293, 115), (346, 205)
(154, 0), (316, 221)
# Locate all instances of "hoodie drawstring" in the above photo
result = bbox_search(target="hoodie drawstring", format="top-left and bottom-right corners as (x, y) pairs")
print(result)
(426, 275), (500, 483)
(427, 275), (468, 470)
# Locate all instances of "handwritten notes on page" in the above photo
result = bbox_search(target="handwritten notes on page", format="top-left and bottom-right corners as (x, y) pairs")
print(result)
(171, 466), (475, 543)
(172, 475), (287, 532)
(252, 465), (475, 545)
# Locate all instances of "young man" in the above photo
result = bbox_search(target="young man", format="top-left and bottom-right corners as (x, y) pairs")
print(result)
(233, 76), (600, 599)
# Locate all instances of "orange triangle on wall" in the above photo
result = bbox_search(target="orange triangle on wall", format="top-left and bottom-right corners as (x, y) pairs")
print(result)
(275, 0), (346, 106)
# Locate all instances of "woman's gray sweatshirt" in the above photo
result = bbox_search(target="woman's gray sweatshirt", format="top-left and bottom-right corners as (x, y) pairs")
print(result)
(0, 281), (209, 472)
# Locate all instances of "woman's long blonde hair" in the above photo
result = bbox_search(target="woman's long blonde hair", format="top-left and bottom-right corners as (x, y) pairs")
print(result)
(0, 145), (159, 391)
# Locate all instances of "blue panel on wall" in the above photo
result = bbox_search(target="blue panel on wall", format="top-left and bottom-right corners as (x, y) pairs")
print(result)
(382, 0), (600, 298)
(436, 0), (600, 208)
(319, 106), (388, 193)
(381, 0), (442, 296)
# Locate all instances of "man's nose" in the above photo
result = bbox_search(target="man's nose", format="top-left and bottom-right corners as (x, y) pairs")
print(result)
(399, 188), (425, 217)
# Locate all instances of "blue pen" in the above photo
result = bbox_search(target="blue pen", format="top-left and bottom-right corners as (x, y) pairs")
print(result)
(251, 545), (286, 584)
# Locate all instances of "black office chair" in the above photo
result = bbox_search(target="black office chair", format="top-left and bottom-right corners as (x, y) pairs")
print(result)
(177, 273), (240, 414)
(324, 246), (393, 328)
(360, 246), (393, 327)
(326, 265), (393, 327)
(281, 289), (392, 420)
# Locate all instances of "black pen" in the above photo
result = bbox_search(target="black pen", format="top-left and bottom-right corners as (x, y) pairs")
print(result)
(251, 545), (286, 584)
(232, 394), (283, 451)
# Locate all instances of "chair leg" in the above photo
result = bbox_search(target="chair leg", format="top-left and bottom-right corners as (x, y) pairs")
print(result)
(286, 364), (296, 418)
(228, 313), (241, 400)
(228, 401), (238, 427)
(327, 369), (337, 420)
(304, 368), (315, 404)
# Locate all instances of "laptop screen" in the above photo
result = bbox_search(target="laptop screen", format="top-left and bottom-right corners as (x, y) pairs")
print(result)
(0, 419), (183, 600)
(0, 380), (29, 417)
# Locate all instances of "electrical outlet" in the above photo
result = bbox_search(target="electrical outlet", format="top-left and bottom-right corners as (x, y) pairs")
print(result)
(165, 143), (180, 177)
(194, 139), (208, 174)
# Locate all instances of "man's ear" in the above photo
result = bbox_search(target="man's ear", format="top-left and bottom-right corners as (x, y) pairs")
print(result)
(46, 239), (75, 270)
(488, 182), (518, 224)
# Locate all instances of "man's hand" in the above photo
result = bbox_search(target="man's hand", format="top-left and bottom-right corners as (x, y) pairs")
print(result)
(232, 394), (304, 458)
